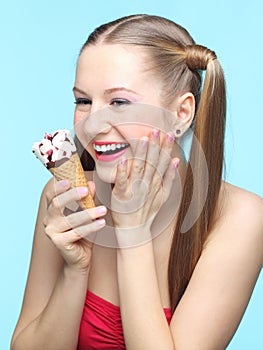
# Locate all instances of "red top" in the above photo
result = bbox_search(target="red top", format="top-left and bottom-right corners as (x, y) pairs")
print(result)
(77, 290), (172, 350)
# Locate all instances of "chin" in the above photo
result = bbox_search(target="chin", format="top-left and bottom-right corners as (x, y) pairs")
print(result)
(94, 163), (117, 184)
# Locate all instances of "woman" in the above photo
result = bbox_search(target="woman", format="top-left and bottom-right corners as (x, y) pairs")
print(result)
(11, 14), (263, 350)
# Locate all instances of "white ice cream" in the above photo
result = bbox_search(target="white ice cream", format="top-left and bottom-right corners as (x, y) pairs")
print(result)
(32, 129), (76, 167)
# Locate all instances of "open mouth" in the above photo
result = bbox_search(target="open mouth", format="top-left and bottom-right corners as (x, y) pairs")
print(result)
(92, 142), (130, 161)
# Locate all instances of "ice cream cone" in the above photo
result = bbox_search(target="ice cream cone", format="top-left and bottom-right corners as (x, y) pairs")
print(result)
(32, 129), (94, 209)
(49, 152), (94, 209)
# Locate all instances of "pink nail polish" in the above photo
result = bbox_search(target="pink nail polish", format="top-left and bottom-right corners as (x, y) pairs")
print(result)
(152, 129), (160, 138)
(121, 157), (127, 166)
(141, 137), (148, 147)
(173, 159), (180, 169)
(77, 187), (88, 195)
(61, 179), (70, 187)
(167, 133), (174, 143)
(96, 218), (106, 226)
(96, 206), (107, 215)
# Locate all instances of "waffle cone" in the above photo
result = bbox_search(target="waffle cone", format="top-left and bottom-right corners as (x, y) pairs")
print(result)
(49, 152), (94, 209)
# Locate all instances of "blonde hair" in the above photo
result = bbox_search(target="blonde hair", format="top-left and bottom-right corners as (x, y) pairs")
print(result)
(80, 14), (226, 311)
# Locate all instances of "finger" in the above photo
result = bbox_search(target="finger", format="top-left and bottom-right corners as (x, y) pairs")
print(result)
(129, 137), (148, 182)
(73, 218), (106, 239)
(50, 187), (91, 213)
(58, 205), (107, 232)
(155, 132), (175, 178)
(46, 179), (71, 205)
(143, 129), (161, 182)
(87, 181), (95, 197)
(162, 158), (180, 201)
(51, 218), (106, 247)
(114, 157), (128, 195)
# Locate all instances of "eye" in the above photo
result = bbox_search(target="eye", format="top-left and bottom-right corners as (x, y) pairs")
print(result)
(74, 98), (91, 105)
(110, 98), (131, 107)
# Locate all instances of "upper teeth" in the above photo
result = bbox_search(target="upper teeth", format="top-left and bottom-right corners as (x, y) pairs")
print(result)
(93, 143), (129, 152)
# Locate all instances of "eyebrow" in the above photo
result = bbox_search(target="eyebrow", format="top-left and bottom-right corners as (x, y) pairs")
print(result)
(72, 86), (140, 96)
(104, 87), (139, 96)
(72, 87), (89, 96)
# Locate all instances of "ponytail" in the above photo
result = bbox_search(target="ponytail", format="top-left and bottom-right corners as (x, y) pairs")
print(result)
(168, 49), (226, 312)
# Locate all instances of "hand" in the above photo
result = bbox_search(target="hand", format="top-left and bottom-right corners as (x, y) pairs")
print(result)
(111, 130), (179, 245)
(43, 180), (107, 272)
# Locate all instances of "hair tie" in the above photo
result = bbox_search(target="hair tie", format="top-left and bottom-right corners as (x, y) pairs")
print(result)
(185, 44), (217, 71)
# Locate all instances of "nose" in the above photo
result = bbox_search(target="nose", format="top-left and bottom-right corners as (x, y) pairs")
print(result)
(79, 105), (116, 145)
(92, 102), (115, 130)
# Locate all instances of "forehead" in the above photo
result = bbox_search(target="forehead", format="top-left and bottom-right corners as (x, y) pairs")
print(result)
(75, 43), (152, 87)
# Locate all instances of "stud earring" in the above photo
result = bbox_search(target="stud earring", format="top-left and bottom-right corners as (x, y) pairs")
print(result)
(175, 129), (181, 135)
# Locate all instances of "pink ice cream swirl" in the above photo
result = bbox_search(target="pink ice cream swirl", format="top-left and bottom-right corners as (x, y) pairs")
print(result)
(32, 129), (76, 168)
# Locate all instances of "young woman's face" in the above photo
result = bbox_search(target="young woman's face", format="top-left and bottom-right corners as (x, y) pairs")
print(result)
(74, 43), (176, 183)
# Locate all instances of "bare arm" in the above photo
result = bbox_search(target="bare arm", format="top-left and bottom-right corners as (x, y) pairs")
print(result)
(112, 130), (177, 349)
(117, 238), (175, 350)
(11, 179), (107, 350)
(170, 189), (263, 349)
(116, 188), (263, 350)
(111, 130), (263, 349)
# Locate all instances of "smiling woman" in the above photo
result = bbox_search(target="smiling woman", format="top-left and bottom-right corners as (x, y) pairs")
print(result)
(11, 14), (263, 350)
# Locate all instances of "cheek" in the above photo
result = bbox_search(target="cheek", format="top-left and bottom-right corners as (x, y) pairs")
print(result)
(118, 125), (152, 141)
(74, 110), (94, 157)
(74, 110), (85, 125)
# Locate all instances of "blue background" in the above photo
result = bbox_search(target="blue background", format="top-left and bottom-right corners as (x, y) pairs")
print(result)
(1, 0), (262, 348)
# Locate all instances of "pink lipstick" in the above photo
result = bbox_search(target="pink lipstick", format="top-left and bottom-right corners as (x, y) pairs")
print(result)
(92, 141), (129, 162)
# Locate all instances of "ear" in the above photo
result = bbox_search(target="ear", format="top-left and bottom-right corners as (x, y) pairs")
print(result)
(171, 92), (195, 137)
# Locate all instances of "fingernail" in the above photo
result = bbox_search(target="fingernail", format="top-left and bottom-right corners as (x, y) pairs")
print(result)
(96, 218), (106, 226)
(61, 179), (70, 187)
(77, 187), (88, 195)
(96, 206), (107, 215)
(152, 129), (160, 138)
(172, 158), (180, 169)
(121, 157), (127, 166)
(167, 133), (174, 143)
(141, 136), (148, 147)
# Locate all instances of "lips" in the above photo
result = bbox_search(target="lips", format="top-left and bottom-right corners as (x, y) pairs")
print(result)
(92, 141), (130, 162)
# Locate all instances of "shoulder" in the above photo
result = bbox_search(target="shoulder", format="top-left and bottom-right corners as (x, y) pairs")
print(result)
(207, 182), (263, 264)
(220, 181), (263, 205)
(42, 177), (55, 194)
(170, 183), (262, 348)
(218, 182), (263, 228)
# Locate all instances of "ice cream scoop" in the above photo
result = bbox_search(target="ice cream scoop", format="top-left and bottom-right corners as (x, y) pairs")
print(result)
(32, 129), (76, 168)
(32, 129), (94, 209)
